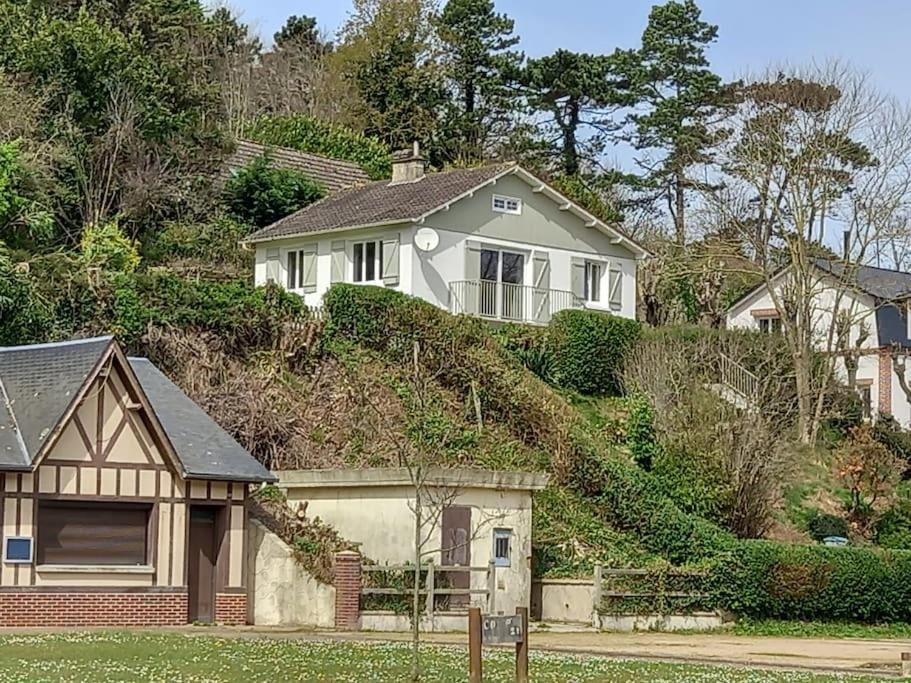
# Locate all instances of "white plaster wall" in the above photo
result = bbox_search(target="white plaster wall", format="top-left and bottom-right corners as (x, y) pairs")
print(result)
(282, 484), (534, 615)
(246, 520), (335, 627)
(725, 273), (910, 424)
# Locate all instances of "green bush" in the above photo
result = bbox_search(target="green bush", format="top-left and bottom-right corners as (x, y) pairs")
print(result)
(493, 323), (554, 382)
(711, 541), (911, 622)
(0, 244), (55, 344)
(107, 272), (306, 346)
(807, 513), (850, 543)
(224, 153), (325, 228)
(548, 309), (641, 396)
(246, 115), (392, 180)
(623, 393), (659, 469)
(874, 414), (911, 467)
(80, 220), (141, 273)
(144, 214), (249, 266)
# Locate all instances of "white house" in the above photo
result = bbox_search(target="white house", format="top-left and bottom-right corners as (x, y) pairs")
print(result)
(727, 260), (911, 427)
(243, 144), (648, 325)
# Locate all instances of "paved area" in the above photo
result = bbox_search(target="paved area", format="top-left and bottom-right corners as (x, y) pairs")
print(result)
(170, 626), (911, 676)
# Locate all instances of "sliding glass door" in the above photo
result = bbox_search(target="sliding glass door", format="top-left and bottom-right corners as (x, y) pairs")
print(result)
(479, 248), (525, 320)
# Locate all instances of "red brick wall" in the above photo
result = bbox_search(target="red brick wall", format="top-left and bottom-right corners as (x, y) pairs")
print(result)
(0, 591), (188, 627)
(215, 593), (247, 625)
(879, 347), (893, 416)
(333, 551), (361, 630)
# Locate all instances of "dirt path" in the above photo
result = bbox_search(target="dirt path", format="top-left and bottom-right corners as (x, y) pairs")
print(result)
(173, 626), (911, 676)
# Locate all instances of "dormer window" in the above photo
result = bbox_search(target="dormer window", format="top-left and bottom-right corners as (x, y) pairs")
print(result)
(492, 195), (522, 215)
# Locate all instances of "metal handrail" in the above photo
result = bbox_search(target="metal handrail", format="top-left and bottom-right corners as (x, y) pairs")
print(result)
(720, 353), (759, 401)
(448, 280), (584, 325)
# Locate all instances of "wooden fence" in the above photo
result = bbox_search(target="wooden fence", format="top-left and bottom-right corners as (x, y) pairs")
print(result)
(361, 560), (497, 616)
(593, 565), (713, 616)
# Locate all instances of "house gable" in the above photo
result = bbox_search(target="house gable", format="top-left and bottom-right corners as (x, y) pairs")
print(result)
(424, 174), (639, 260)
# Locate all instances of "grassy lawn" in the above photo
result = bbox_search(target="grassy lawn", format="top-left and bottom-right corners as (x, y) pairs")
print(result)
(731, 618), (911, 640)
(0, 631), (893, 682)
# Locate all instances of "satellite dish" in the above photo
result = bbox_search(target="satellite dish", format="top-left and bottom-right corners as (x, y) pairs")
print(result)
(414, 227), (439, 252)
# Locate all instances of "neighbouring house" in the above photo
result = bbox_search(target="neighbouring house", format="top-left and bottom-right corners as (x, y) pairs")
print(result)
(224, 140), (370, 194)
(243, 143), (648, 325)
(260, 467), (548, 631)
(0, 336), (274, 627)
(726, 260), (911, 427)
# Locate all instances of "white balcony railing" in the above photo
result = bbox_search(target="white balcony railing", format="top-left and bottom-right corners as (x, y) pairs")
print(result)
(448, 280), (583, 325)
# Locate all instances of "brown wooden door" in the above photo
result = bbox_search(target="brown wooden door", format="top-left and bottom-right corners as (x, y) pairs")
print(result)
(188, 507), (217, 623)
(441, 506), (471, 608)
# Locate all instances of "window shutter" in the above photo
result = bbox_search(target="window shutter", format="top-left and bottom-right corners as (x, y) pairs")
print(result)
(302, 244), (318, 293)
(382, 234), (400, 286)
(571, 258), (585, 300)
(609, 265), (623, 310)
(265, 248), (280, 284)
(330, 240), (346, 283)
(465, 240), (482, 280)
(532, 251), (551, 323)
(460, 240), (483, 315)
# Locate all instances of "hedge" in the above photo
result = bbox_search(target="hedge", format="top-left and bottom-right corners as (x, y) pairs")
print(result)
(246, 115), (392, 180)
(548, 309), (641, 396)
(712, 541), (911, 622)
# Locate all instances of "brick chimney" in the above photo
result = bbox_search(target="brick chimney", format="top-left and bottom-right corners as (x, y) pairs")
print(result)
(390, 141), (425, 184)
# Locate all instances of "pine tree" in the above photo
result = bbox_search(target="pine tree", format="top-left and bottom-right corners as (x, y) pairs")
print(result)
(436, 0), (522, 164)
(624, 0), (731, 245)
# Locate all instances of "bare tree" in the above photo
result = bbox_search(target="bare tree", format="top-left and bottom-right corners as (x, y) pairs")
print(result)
(708, 62), (911, 444)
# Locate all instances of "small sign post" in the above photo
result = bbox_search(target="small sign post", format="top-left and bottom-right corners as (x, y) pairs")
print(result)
(468, 607), (528, 682)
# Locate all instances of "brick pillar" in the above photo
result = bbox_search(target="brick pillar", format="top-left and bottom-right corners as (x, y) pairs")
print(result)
(334, 550), (362, 631)
(879, 347), (893, 416)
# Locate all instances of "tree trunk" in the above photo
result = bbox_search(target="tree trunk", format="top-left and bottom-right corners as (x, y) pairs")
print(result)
(562, 98), (580, 176)
(674, 170), (686, 245)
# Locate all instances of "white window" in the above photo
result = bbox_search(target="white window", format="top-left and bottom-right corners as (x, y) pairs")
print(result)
(758, 316), (781, 334)
(492, 195), (522, 215)
(352, 240), (383, 283)
(584, 261), (602, 303)
(4, 536), (33, 564)
(493, 528), (512, 567)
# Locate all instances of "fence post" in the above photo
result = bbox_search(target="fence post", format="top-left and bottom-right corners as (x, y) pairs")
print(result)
(333, 550), (362, 631)
(487, 559), (497, 614)
(425, 559), (435, 618)
(592, 563), (603, 629)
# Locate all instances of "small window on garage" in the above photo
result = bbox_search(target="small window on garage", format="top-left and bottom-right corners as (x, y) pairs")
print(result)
(4, 536), (33, 563)
(493, 528), (512, 567)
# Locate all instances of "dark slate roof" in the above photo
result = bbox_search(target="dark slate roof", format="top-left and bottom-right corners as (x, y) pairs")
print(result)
(225, 140), (370, 194)
(129, 358), (275, 482)
(245, 163), (515, 243)
(0, 337), (109, 468)
(815, 260), (911, 301)
(0, 337), (274, 482)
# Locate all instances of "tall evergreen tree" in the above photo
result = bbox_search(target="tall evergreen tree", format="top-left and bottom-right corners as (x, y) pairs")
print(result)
(436, 0), (522, 164)
(274, 14), (326, 52)
(624, 0), (731, 244)
(521, 49), (629, 176)
(335, 0), (445, 156)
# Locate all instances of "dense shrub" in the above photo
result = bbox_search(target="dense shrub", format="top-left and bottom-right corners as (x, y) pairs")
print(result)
(142, 214), (249, 267)
(106, 272), (306, 347)
(224, 153), (325, 228)
(623, 393), (659, 469)
(0, 245), (55, 344)
(493, 323), (554, 382)
(80, 221), (141, 273)
(807, 513), (850, 542)
(548, 309), (641, 396)
(874, 414), (911, 468)
(712, 541), (911, 622)
(246, 115), (392, 180)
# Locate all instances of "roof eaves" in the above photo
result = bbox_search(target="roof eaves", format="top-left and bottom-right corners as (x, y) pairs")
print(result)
(242, 217), (419, 244)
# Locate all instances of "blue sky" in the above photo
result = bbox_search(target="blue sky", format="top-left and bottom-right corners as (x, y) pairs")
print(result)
(225, 0), (911, 100)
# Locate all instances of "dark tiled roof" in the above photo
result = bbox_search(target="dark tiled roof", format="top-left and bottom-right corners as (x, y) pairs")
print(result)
(225, 140), (370, 194)
(129, 358), (275, 482)
(0, 337), (274, 482)
(815, 260), (911, 301)
(245, 163), (516, 243)
(0, 337), (109, 468)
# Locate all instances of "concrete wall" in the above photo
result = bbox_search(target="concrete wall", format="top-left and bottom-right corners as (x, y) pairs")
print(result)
(280, 479), (535, 616)
(253, 174), (639, 320)
(532, 579), (595, 624)
(246, 520), (335, 628)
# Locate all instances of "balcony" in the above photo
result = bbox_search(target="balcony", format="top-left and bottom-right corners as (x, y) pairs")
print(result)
(448, 280), (583, 325)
